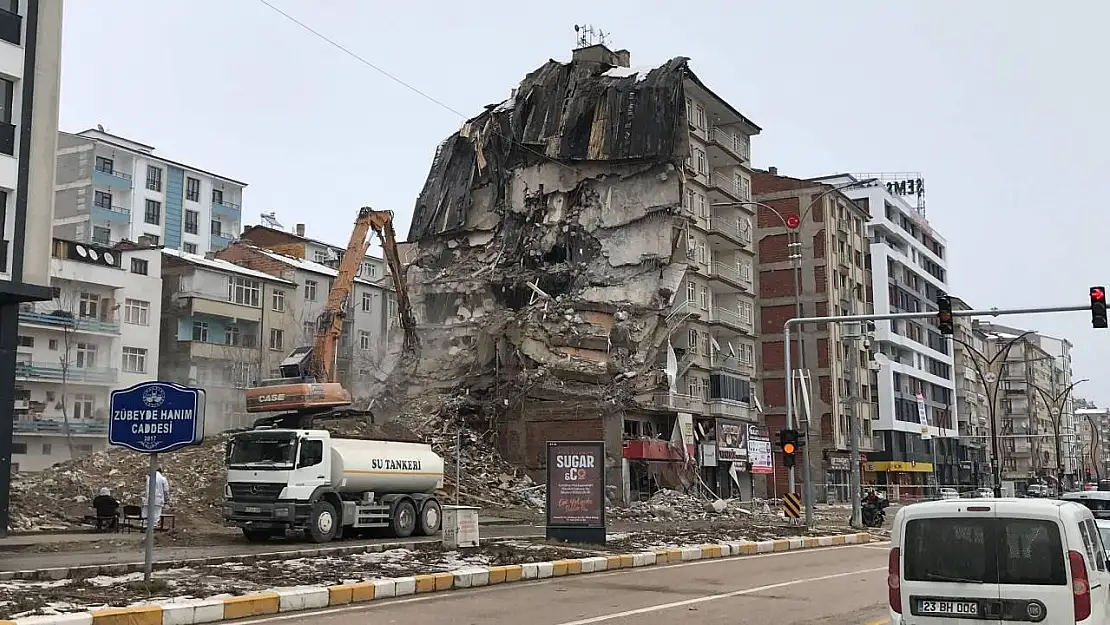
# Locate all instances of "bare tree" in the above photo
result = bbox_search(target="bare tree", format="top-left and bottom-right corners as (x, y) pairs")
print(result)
(38, 288), (104, 460)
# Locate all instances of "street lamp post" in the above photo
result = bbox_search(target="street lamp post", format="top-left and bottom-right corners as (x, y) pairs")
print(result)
(1031, 379), (1087, 490)
(948, 329), (1034, 497)
(714, 176), (875, 528)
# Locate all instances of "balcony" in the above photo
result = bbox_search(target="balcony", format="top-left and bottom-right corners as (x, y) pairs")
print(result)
(709, 355), (753, 376)
(651, 392), (707, 414)
(709, 170), (744, 203)
(837, 220), (851, 236)
(14, 420), (107, 436)
(708, 399), (752, 420)
(177, 339), (259, 360)
(19, 311), (120, 335)
(176, 295), (262, 322)
(211, 199), (241, 219)
(93, 167), (133, 189)
(0, 8), (20, 46)
(707, 261), (753, 292)
(91, 200), (131, 223)
(665, 301), (703, 332)
(709, 306), (754, 335)
(210, 233), (234, 250)
(706, 216), (753, 249)
(707, 127), (750, 165)
(15, 362), (118, 385)
(837, 251), (851, 270)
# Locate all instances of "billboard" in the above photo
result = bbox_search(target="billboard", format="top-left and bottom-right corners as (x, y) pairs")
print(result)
(546, 441), (606, 544)
(747, 424), (773, 474)
(715, 419), (748, 462)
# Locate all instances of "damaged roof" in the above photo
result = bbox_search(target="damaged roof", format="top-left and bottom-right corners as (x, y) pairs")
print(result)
(409, 56), (693, 240)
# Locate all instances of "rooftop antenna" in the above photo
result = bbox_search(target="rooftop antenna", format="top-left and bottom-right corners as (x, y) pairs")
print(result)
(97, 124), (104, 132)
(260, 211), (284, 229)
(574, 24), (608, 48)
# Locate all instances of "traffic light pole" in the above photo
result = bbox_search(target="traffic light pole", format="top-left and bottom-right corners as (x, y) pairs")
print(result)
(783, 303), (1090, 526)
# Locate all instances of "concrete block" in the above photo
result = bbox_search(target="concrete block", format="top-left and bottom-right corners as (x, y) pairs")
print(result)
(550, 561), (568, 577)
(371, 579), (397, 599)
(223, 593), (281, 620)
(665, 548), (683, 562)
(38, 568), (70, 581)
(653, 549), (671, 564)
(349, 582), (376, 603)
(619, 554), (634, 568)
(632, 552), (656, 567)
(581, 556), (608, 572)
(699, 545), (723, 559)
(679, 547), (702, 561)
(830, 535), (846, 546)
(535, 562), (554, 579)
(817, 536), (834, 547)
(738, 542), (758, 555)
(162, 599), (225, 625)
(488, 566), (508, 584)
(90, 606), (163, 625)
(393, 576), (417, 596)
(605, 555), (623, 569)
(772, 539), (791, 552)
(844, 533), (859, 544)
(787, 538), (804, 550)
(277, 587), (329, 612)
(858, 532), (872, 543)
(563, 560), (582, 575)
(433, 572), (454, 591)
(15, 614), (94, 625)
(520, 563), (540, 579)
(803, 537), (820, 548)
(414, 574), (437, 593)
(756, 540), (775, 553)
(500, 565), (523, 582)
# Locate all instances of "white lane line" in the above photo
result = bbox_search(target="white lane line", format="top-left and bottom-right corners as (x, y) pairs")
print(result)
(230, 543), (886, 624)
(552, 566), (887, 625)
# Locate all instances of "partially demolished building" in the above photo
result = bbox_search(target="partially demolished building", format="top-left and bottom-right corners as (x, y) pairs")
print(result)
(400, 44), (762, 504)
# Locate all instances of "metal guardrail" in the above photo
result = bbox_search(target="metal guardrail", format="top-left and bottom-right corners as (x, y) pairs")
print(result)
(212, 199), (242, 212)
(709, 127), (750, 162)
(653, 392), (706, 412)
(93, 201), (131, 215)
(711, 306), (754, 333)
(19, 311), (120, 333)
(13, 420), (107, 434)
(94, 167), (132, 181)
(707, 218), (752, 246)
(15, 362), (119, 384)
(710, 170), (743, 199)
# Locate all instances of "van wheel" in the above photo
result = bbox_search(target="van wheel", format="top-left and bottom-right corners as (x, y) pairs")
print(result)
(308, 501), (338, 543)
(417, 499), (442, 536)
(390, 500), (417, 538)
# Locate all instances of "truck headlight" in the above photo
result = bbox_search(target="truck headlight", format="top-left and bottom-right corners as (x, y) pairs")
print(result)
(275, 506), (290, 518)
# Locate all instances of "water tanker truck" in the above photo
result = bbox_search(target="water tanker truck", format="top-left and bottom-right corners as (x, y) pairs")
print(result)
(223, 428), (444, 543)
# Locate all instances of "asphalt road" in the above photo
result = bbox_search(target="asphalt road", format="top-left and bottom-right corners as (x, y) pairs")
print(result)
(224, 541), (893, 625)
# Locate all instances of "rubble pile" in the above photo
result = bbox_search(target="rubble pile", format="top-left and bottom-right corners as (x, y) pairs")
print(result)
(607, 489), (857, 528)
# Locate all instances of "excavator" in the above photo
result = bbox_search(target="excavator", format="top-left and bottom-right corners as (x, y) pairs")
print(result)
(244, 206), (418, 429)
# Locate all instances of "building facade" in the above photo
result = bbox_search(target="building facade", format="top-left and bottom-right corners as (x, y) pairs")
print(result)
(0, 0), (65, 531)
(157, 249), (296, 433)
(752, 170), (876, 500)
(949, 296), (991, 486)
(819, 174), (957, 496)
(12, 239), (161, 471)
(216, 240), (393, 391)
(1076, 402), (1107, 482)
(53, 129), (246, 254)
(1037, 333), (1079, 485)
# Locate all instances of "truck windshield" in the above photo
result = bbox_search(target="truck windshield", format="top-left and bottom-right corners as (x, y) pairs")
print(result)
(228, 433), (296, 469)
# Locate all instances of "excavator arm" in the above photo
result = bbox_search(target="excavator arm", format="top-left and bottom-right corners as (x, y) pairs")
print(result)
(366, 210), (419, 353)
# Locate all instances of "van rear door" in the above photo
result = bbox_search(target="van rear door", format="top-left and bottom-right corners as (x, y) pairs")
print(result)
(901, 503), (1001, 622)
(992, 501), (1072, 623)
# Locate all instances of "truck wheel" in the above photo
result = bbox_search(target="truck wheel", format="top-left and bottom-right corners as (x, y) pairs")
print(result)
(390, 499), (417, 538)
(242, 529), (274, 543)
(417, 499), (442, 536)
(308, 501), (339, 543)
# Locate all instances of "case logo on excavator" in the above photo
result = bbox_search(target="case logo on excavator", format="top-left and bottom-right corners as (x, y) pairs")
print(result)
(256, 394), (287, 403)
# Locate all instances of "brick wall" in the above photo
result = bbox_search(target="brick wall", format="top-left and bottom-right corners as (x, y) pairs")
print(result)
(759, 269), (797, 298)
(761, 304), (794, 335)
(761, 339), (800, 377)
(814, 265), (827, 292)
(215, 244), (290, 280)
(759, 233), (792, 264)
(757, 198), (800, 229)
(812, 233), (825, 257)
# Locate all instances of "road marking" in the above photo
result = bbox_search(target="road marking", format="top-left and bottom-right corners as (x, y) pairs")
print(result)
(550, 566), (887, 624)
(228, 542), (885, 624)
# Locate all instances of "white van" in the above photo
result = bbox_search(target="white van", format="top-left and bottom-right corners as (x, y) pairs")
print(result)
(1061, 491), (1110, 520)
(888, 499), (1110, 624)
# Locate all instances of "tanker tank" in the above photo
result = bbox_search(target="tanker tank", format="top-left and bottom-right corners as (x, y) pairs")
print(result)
(328, 438), (444, 494)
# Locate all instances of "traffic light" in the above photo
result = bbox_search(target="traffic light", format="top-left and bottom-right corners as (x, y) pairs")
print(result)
(936, 293), (953, 335)
(1092, 286), (1107, 329)
(779, 429), (799, 468)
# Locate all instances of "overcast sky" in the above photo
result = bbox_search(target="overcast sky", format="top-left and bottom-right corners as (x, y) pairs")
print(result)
(59, 0), (1110, 404)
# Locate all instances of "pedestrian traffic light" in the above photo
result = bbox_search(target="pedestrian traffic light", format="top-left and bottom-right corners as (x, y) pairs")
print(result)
(936, 293), (953, 335)
(1091, 286), (1107, 329)
(779, 429), (799, 468)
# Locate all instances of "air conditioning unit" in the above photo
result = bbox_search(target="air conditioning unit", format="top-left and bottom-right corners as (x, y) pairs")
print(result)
(868, 360), (882, 371)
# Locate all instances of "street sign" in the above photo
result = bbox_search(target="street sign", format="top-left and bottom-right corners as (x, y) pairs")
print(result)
(545, 440), (606, 545)
(108, 381), (207, 454)
(783, 492), (801, 518)
(785, 215), (801, 230)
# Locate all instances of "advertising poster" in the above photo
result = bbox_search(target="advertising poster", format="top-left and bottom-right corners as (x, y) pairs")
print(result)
(746, 424), (773, 474)
(546, 441), (606, 544)
(715, 419), (748, 462)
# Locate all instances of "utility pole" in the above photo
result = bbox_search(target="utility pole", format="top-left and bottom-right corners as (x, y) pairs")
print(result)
(845, 300), (863, 528)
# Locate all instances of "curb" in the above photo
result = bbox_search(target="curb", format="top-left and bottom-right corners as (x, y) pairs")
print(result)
(0, 532), (873, 625)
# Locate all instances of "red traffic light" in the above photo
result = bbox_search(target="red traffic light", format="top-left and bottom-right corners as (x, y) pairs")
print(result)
(785, 215), (801, 230)
(1093, 287), (1106, 302)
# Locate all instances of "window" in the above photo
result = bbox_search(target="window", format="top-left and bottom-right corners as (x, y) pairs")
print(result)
(185, 177), (200, 202)
(123, 298), (150, 326)
(686, 281), (696, 303)
(304, 280), (318, 301)
(0, 77), (11, 129)
(225, 325), (240, 346)
(16, 335), (31, 347)
(303, 321), (315, 340)
(362, 262), (377, 278)
(48, 339), (57, 350)
(11, 443), (25, 455)
(92, 226), (110, 245)
(694, 147), (706, 174)
(95, 156), (114, 174)
(314, 250), (328, 263)
(78, 292), (99, 319)
(359, 330), (371, 349)
(212, 189), (223, 204)
(75, 343), (97, 368)
(227, 276), (261, 307)
(269, 328), (284, 351)
(41, 443), (51, 455)
(903, 517), (1066, 586)
(297, 439), (324, 468)
(73, 394), (95, 419)
(144, 199), (161, 225)
(192, 321), (209, 342)
(688, 328), (698, 349)
(122, 347), (147, 373)
(146, 166), (163, 192)
(184, 210), (199, 234)
(272, 289), (285, 312)
(210, 220), (222, 236)
(741, 343), (754, 366)
(94, 190), (112, 209)
(699, 285), (709, 310)
(144, 234), (160, 245)
(183, 242), (197, 254)
(362, 291), (372, 312)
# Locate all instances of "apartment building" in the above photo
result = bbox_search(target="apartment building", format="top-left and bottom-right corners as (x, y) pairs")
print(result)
(1037, 333), (1079, 485)
(751, 170), (875, 500)
(0, 0), (65, 529)
(12, 239), (161, 471)
(53, 129), (246, 254)
(807, 174), (956, 496)
(216, 240), (393, 390)
(626, 66), (762, 501)
(949, 296), (991, 486)
(158, 249), (297, 433)
(1076, 402), (1108, 482)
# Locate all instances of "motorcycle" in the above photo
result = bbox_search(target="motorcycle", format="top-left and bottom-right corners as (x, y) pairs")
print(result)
(857, 496), (888, 528)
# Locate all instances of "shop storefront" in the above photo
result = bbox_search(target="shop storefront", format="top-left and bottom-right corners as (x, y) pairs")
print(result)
(864, 460), (935, 501)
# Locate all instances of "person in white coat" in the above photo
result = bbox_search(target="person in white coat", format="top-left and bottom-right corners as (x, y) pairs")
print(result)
(142, 466), (171, 527)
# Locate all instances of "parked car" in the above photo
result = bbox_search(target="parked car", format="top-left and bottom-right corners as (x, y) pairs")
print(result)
(938, 487), (960, 500)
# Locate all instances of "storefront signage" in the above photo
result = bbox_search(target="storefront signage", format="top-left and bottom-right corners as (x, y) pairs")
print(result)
(746, 424), (773, 474)
(546, 441), (606, 545)
(715, 419), (748, 462)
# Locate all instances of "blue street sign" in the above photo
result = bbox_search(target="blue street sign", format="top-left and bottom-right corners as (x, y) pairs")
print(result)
(108, 381), (207, 454)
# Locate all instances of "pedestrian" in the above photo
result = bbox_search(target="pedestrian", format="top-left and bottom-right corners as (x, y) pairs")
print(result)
(92, 487), (119, 531)
(142, 465), (171, 529)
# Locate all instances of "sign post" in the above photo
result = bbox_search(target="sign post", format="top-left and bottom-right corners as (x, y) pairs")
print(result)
(545, 441), (606, 545)
(108, 381), (206, 583)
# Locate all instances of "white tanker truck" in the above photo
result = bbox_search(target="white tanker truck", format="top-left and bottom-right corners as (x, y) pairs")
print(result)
(222, 428), (445, 543)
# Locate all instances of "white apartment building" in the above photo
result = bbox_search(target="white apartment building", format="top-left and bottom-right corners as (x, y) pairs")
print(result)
(53, 129), (246, 254)
(12, 238), (161, 471)
(1037, 334), (1079, 481)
